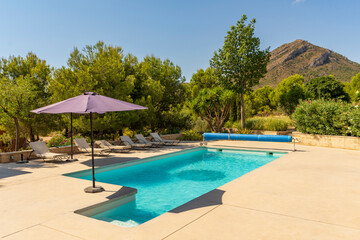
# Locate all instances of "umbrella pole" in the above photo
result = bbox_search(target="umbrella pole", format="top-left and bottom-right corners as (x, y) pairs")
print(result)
(91, 112), (95, 188)
(71, 112), (73, 159)
(69, 113), (78, 161)
(85, 112), (104, 193)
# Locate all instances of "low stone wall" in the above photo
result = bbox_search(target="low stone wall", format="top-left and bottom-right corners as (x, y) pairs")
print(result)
(0, 150), (36, 163)
(49, 145), (82, 154)
(292, 132), (360, 150)
(158, 133), (183, 140)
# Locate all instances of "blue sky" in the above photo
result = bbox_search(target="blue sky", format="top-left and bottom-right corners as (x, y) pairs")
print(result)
(0, 0), (359, 81)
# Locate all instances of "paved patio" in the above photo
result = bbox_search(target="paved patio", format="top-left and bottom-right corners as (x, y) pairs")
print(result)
(1, 141), (360, 239)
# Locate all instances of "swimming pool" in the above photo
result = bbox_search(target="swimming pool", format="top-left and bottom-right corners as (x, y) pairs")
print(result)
(68, 147), (286, 227)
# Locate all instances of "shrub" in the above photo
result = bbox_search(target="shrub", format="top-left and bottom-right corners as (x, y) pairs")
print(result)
(242, 116), (292, 131)
(292, 99), (359, 136)
(235, 128), (253, 134)
(47, 133), (84, 147)
(47, 135), (70, 147)
(179, 130), (203, 141)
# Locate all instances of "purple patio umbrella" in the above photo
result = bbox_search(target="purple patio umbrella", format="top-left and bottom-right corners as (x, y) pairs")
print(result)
(31, 92), (147, 193)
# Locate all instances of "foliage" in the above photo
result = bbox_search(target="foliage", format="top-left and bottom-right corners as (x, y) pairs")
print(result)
(191, 116), (209, 133)
(245, 116), (292, 131)
(191, 87), (235, 132)
(292, 99), (360, 136)
(47, 133), (83, 147)
(210, 15), (270, 128)
(50, 42), (188, 136)
(0, 53), (54, 150)
(246, 86), (276, 116)
(235, 128), (254, 134)
(272, 74), (305, 115)
(188, 68), (218, 98)
(179, 130), (203, 141)
(47, 135), (70, 147)
(345, 72), (360, 102)
(304, 75), (350, 102)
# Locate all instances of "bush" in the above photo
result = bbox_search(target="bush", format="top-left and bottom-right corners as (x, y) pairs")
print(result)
(47, 133), (84, 147)
(292, 99), (360, 136)
(235, 128), (253, 134)
(237, 116), (292, 131)
(179, 130), (203, 141)
(47, 135), (70, 147)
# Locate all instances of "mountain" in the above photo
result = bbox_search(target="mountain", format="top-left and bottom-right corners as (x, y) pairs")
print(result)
(259, 39), (360, 88)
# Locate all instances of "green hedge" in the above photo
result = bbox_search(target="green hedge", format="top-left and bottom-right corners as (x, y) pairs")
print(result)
(292, 99), (360, 136)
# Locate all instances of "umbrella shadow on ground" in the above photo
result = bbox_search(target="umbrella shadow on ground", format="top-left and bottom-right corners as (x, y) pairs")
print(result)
(169, 189), (225, 214)
(81, 156), (140, 167)
(0, 168), (31, 179)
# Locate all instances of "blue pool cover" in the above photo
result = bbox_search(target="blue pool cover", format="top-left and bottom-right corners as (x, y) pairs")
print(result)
(203, 133), (292, 142)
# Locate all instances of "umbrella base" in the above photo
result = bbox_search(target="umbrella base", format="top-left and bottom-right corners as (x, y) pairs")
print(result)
(67, 158), (79, 162)
(84, 186), (105, 193)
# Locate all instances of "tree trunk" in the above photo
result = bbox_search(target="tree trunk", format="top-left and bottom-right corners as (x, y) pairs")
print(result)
(240, 92), (245, 129)
(14, 118), (20, 151)
(236, 95), (240, 121)
(29, 127), (35, 142)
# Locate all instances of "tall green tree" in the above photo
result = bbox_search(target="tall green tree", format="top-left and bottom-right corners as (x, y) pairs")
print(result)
(210, 15), (270, 128)
(0, 53), (53, 150)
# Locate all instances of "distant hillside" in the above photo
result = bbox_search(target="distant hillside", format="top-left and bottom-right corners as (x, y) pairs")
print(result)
(259, 39), (360, 88)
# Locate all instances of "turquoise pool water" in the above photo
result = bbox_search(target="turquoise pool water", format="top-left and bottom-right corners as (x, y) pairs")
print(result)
(75, 147), (285, 227)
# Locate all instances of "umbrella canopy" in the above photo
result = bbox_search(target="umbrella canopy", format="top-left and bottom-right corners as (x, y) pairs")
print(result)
(31, 92), (147, 193)
(31, 92), (146, 114)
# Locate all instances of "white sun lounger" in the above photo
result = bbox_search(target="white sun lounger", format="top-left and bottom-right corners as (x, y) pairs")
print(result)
(29, 141), (69, 161)
(74, 138), (110, 156)
(95, 140), (131, 152)
(120, 135), (152, 149)
(150, 132), (180, 145)
(134, 134), (163, 147)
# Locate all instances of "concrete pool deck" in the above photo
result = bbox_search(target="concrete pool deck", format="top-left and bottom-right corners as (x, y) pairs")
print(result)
(1, 141), (360, 239)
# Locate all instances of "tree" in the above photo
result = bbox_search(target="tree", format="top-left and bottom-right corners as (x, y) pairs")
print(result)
(0, 53), (53, 150)
(272, 74), (305, 115)
(50, 42), (187, 135)
(189, 68), (218, 98)
(250, 86), (275, 115)
(345, 72), (360, 102)
(210, 15), (270, 128)
(305, 75), (350, 102)
(191, 87), (235, 132)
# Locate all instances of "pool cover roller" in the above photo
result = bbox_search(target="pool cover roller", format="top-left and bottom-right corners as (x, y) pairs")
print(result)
(203, 133), (292, 142)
